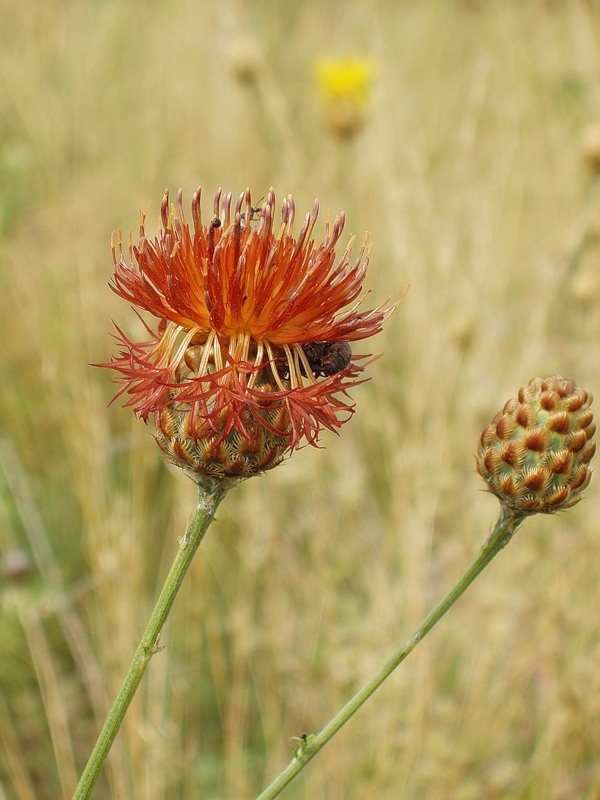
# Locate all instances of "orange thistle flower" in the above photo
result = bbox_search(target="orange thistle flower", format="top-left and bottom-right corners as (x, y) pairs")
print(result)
(100, 186), (396, 479)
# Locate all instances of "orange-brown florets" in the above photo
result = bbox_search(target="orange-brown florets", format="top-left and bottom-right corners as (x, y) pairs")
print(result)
(100, 186), (397, 478)
(476, 376), (596, 515)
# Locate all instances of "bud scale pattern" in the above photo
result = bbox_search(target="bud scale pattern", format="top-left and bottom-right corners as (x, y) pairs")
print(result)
(477, 376), (596, 515)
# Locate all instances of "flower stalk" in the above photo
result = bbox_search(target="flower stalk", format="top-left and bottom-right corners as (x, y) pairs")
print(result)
(72, 481), (229, 800)
(255, 508), (525, 800)
(90, 183), (397, 797)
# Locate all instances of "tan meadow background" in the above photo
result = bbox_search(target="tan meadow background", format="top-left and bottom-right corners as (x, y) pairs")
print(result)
(1, 2), (600, 798)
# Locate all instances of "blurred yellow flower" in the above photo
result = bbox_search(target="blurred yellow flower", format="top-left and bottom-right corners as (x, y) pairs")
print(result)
(315, 58), (374, 137)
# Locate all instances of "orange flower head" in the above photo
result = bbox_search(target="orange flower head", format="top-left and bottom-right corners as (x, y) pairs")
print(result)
(100, 186), (396, 480)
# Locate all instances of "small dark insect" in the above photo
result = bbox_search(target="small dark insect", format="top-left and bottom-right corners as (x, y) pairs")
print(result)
(301, 341), (353, 378)
(240, 197), (264, 228)
(210, 216), (222, 228)
(275, 341), (352, 380)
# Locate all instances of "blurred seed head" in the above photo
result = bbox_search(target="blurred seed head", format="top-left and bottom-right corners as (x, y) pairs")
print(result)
(581, 120), (600, 175)
(569, 265), (600, 305)
(447, 310), (476, 352)
(476, 376), (596, 516)
(0, 548), (34, 584)
(229, 37), (263, 83)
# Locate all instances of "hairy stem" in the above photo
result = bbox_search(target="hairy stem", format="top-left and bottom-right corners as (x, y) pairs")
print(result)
(256, 507), (525, 800)
(72, 481), (229, 800)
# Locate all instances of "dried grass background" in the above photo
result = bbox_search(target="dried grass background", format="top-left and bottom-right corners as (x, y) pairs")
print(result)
(1, 1), (600, 798)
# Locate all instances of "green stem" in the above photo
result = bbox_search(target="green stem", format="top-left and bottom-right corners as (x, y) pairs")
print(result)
(72, 481), (228, 800)
(256, 507), (525, 800)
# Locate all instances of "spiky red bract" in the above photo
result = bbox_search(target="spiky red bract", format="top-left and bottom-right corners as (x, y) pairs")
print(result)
(99, 186), (395, 453)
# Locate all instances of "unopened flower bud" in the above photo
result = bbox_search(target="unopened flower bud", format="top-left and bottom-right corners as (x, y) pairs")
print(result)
(477, 376), (596, 515)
